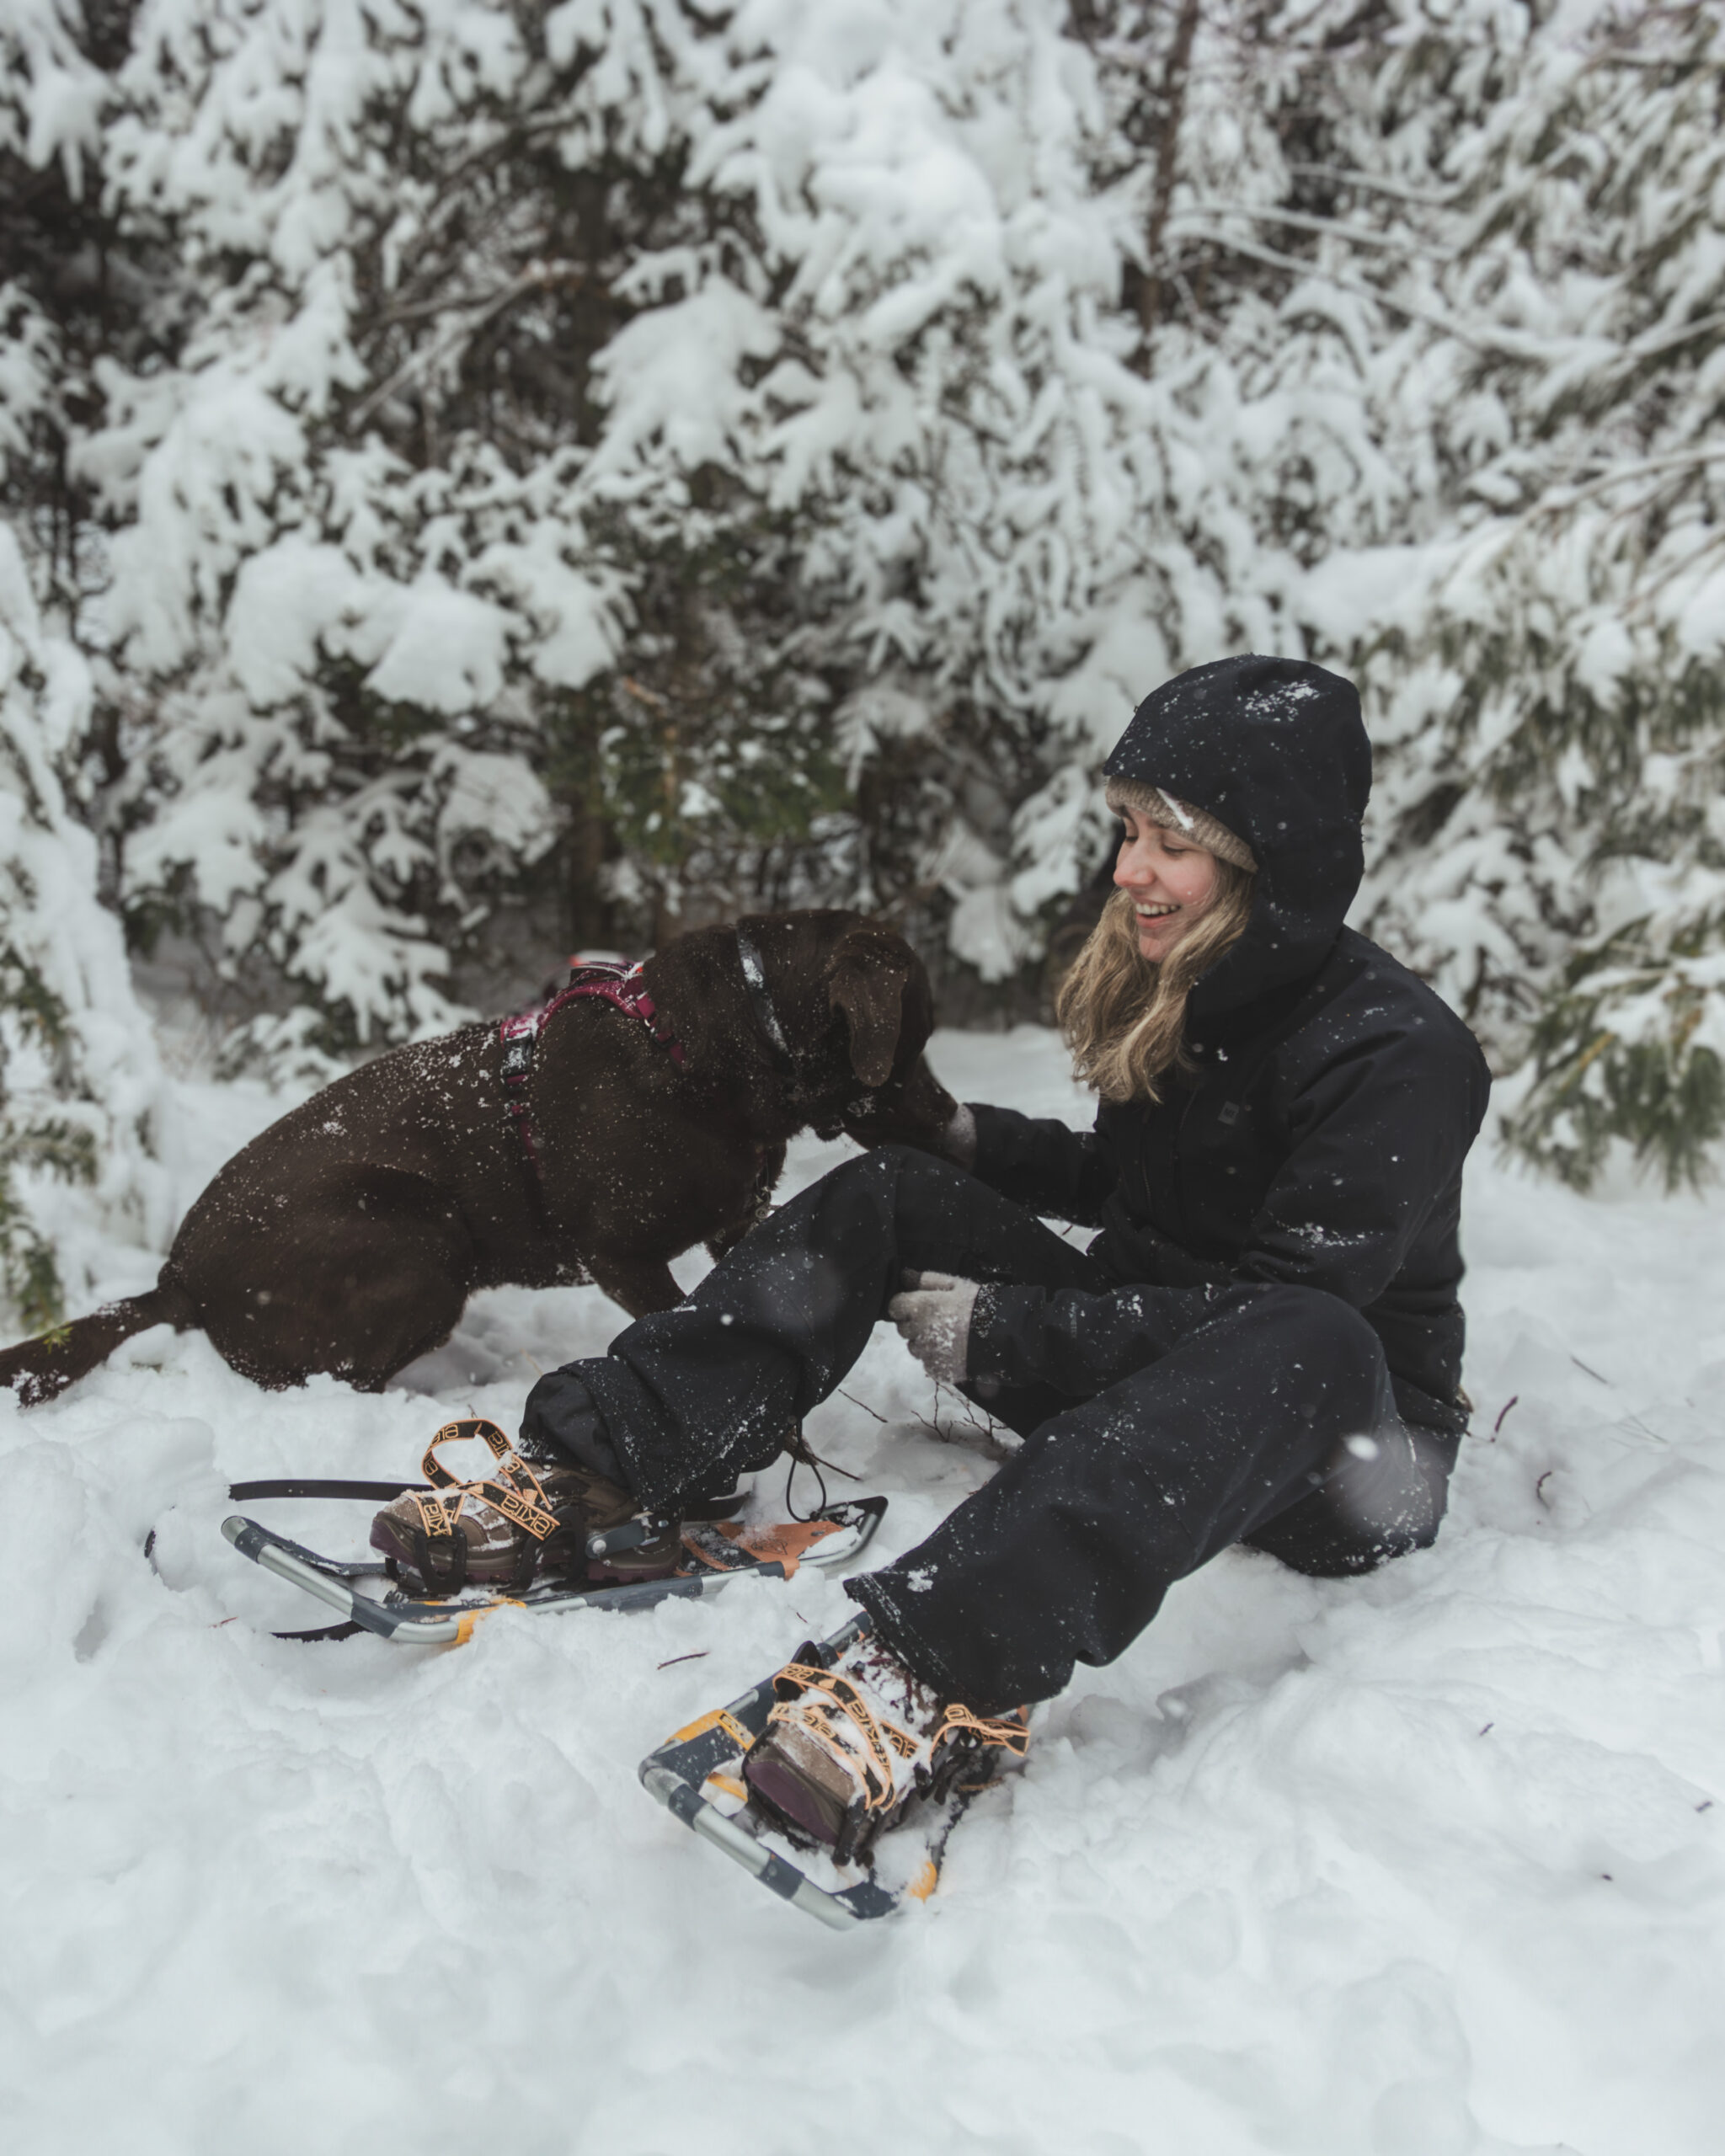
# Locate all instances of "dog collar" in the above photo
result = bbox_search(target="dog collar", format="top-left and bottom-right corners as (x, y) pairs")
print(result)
(735, 927), (796, 1077)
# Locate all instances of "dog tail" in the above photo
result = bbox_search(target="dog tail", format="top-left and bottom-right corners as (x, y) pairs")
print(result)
(0, 1279), (197, 1408)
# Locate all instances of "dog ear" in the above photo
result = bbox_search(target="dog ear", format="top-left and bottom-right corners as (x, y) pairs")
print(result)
(827, 931), (911, 1089)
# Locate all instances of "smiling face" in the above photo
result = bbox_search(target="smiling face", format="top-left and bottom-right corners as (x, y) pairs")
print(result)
(1113, 807), (1221, 963)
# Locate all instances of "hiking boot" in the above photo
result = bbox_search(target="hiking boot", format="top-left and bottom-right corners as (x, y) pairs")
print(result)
(741, 1625), (1029, 1865)
(369, 1417), (681, 1595)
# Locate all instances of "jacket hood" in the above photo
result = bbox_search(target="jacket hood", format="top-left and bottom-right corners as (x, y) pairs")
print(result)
(1102, 654), (1371, 1023)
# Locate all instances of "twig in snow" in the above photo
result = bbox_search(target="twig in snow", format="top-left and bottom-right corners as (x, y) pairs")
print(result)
(836, 1385), (888, 1424)
(1570, 1355), (1610, 1385)
(1492, 1395), (1519, 1438)
(1535, 1470), (1555, 1509)
(657, 1651), (709, 1671)
(924, 1381), (1018, 1465)
(932, 1378), (1002, 1442)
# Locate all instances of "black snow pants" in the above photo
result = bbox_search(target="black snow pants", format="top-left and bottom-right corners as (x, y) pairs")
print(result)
(521, 1147), (1458, 1711)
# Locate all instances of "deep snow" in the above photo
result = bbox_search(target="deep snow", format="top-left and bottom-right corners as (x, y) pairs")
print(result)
(3, 1027), (1722, 2156)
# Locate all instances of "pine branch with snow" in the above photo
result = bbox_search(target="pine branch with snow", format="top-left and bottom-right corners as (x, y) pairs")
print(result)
(1323, 0), (1725, 1187)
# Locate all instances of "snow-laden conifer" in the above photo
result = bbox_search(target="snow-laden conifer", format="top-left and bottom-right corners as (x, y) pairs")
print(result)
(0, 514), (169, 1326)
(4, 0), (1724, 1204)
(1315, 0), (1725, 1187)
(2, 4), (171, 1322)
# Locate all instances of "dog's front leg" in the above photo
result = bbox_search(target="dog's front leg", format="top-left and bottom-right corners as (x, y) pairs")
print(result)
(705, 1140), (785, 1262)
(586, 1255), (685, 1319)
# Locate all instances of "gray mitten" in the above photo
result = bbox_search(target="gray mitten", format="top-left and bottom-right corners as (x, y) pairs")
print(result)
(887, 1269), (981, 1384)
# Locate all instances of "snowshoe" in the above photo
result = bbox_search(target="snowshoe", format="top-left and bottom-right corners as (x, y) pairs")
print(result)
(219, 1470), (885, 1646)
(367, 1417), (681, 1593)
(639, 1617), (1030, 1927)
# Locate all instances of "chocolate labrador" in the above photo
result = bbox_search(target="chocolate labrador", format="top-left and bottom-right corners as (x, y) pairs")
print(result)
(0, 910), (955, 1405)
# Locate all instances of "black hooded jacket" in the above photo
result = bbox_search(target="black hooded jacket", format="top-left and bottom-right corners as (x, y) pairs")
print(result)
(967, 655), (1492, 1432)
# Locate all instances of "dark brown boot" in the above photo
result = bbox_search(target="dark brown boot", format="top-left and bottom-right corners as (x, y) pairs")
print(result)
(742, 1628), (1029, 1864)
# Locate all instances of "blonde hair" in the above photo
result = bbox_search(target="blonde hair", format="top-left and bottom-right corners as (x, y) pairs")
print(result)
(1055, 862), (1255, 1103)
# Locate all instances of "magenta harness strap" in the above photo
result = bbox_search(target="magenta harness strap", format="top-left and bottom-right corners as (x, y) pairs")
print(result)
(499, 962), (684, 1211)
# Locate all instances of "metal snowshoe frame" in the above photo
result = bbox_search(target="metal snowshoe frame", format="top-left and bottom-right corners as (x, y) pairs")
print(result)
(638, 1616), (1030, 1928)
(219, 1486), (886, 1646)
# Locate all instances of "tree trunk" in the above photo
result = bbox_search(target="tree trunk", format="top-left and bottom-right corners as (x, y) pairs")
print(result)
(1138, 0), (1202, 349)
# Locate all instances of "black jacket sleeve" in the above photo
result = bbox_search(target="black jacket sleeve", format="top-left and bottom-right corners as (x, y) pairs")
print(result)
(970, 1276), (1228, 1396)
(969, 1020), (1489, 1398)
(968, 1102), (1115, 1227)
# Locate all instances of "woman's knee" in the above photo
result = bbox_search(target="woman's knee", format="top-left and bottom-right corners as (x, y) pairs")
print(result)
(1215, 1283), (1392, 1431)
(1241, 1282), (1381, 1365)
(836, 1140), (967, 1197)
(1249, 1423), (1455, 1577)
(1333, 1423), (1452, 1560)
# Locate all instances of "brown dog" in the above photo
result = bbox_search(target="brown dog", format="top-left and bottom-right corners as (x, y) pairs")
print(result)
(0, 910), (956, 1406)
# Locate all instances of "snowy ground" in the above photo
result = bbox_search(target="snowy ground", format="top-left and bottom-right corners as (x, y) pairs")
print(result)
(4, 1027), (1723, 2156)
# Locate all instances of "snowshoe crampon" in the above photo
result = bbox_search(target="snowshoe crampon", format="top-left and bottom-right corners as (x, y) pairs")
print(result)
(638, 1617), (1029, 1928)
(219, 1486), (885, 1645)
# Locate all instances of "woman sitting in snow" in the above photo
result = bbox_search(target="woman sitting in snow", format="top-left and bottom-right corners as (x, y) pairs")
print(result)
(372, 654), (1491, 1866)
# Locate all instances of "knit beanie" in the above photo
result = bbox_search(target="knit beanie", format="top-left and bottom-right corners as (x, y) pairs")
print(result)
(1103, 776), (1258, 874)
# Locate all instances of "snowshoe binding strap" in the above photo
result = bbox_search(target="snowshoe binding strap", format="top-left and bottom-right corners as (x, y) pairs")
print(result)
(767, 1662), (901, 1816)
(408, 1418), (563, 1593)
(930, 1702), (1030, 1764)
(763, 1661), (1033, 1820)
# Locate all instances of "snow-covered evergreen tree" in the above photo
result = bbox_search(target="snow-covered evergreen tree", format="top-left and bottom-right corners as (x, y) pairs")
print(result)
(1291, 0), (1725, 1188)
(3, 0), (1723, 1203)
(8, 0), (1410, 1017)
(0, 0), (170, 1326)
(0, 523), (173, 1326)
(1, 312), (168, 1326)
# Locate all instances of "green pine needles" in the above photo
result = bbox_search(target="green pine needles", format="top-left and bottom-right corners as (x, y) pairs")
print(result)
(0, 947), (99, 1331)
(1506, 927), (1725, 1194)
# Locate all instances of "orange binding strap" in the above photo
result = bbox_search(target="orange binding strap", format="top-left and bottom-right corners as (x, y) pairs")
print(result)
(411, 1417), (562, 1545)
(766, 1664), (902, 1813)
(930, 1703), (1031, 1760)
(763, 1663), (1033, 1817)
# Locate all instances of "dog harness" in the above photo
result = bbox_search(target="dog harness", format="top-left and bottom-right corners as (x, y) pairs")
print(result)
(499, 959), (684, 1202)
(498, 930), (796, 1221)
